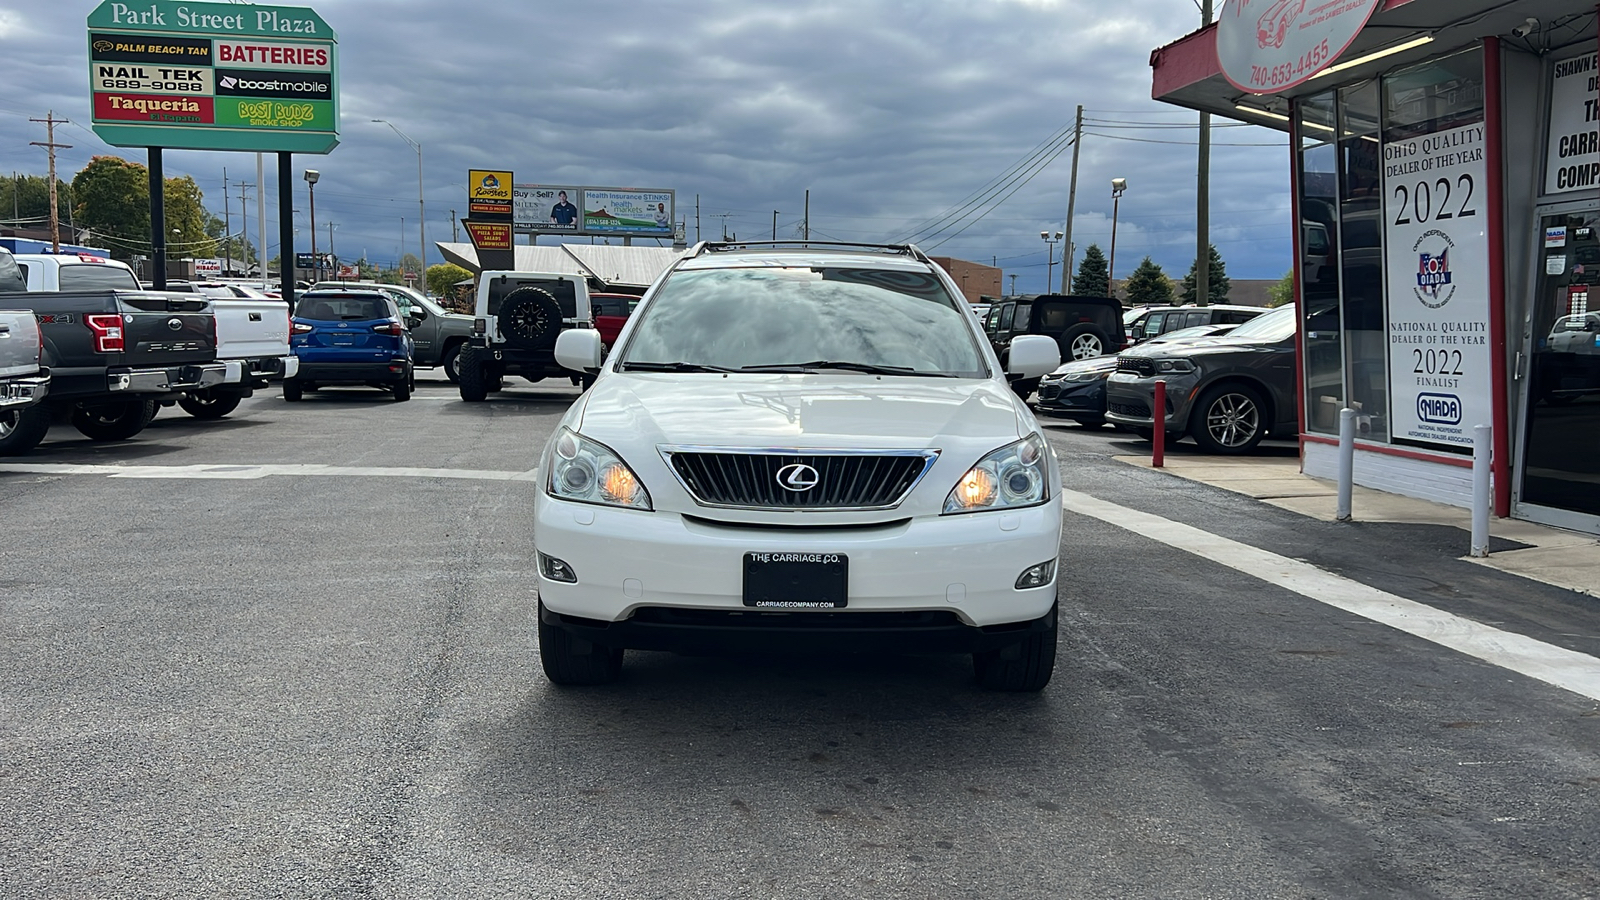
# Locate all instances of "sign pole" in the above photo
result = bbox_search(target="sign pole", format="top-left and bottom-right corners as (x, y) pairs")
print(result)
(278, 152), (296, 309)
(149, 147), (166, 289)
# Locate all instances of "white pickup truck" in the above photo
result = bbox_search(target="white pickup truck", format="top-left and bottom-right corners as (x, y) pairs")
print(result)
(0, 248), (52, 452)
(14, 253), (296, 419)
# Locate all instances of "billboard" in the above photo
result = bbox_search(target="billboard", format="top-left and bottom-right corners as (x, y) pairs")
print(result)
(86, 1), (338, 154)
(512, 185), (674, 237)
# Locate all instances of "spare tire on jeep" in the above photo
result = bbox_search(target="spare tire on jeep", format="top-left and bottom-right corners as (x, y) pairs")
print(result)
(498, 287), (563, 351)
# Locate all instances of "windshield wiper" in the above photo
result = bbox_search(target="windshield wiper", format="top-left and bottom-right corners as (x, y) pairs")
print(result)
(738, 360), (956, 377)
(621, 361), (741, 373)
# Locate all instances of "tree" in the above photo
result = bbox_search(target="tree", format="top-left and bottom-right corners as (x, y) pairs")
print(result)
(1123, 257), (1173, 306)
(71, 156), (216, 261)
(1267, 270), (1295, 308)
(1072, 243), (1109, 297)
(1180, 243), (1231, 304)
(426, 263), (472, 298)
(205, 213), (257, 274)
(0, 174), (73, 228)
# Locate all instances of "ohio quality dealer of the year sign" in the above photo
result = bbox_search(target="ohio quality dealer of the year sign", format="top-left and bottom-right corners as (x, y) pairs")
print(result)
(86, 0), (338, 154)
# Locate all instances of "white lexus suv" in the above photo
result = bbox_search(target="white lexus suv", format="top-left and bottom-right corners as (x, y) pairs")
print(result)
(535, 242), (1063, 690)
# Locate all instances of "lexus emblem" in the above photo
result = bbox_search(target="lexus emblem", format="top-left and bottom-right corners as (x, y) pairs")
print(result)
(166, 317), (183, 331)
(776, 463), (820, 492)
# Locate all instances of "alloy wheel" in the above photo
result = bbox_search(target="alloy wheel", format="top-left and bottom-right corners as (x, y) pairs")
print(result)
(1205, 393), (1260, 449)
(1070, 334), (1103, 359)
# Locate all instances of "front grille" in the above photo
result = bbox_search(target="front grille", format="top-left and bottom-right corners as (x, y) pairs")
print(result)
(1116, 357), (1155, 376)
(1038, 383), (1062, 401)
(630, 607), (963, 630)
(1109, 400), (1151, 418)
(666, 450), (936, 510)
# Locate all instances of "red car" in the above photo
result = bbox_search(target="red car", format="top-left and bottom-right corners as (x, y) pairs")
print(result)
(590, 292), (639, 347)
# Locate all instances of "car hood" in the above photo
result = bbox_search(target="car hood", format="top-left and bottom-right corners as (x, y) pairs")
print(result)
(1121, 335), (1280, 359)
(574, 374), (1028, 450)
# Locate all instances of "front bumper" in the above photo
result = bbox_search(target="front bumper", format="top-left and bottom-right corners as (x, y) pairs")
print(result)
(533, 495), (1063, 636)
(108, 362), (228, 394)
(1103, 372), (1199, 430)
(1034, 377), (1107, 417)
(0, 373), (50, 410)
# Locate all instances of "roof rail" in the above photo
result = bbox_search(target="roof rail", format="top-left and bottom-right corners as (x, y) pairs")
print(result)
(691, 240), (933, 264)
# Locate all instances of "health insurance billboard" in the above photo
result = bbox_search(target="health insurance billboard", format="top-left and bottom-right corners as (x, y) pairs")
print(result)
(86, 0), (338, 154)
(514, 185), (675, 238)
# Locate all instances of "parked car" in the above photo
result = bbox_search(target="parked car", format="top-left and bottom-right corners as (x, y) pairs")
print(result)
(534, 240), (1062, 691)
(283, 290), (414, 402)
(310, 281), (474, 381)
(13, 253), (140, 292)
(0, 307), (51, 453)
(589, 292), (640, 348)
(167, 285), (294, 420)
(1034, 324), (1238, 427)
(1125, 304), (1266, 345)
(984, 293), (1127, 399)
(458, 271), (593, 401)
(1105, 303), (1298, 454)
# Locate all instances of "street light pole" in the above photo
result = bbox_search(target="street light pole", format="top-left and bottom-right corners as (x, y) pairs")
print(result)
(1108, 178), (1127, 299)
(304, 168), (320, 284)
(373, 119), (425, 279)
(1040, 230), (1062, 294)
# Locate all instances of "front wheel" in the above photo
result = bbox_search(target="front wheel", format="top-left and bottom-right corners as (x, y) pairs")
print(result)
(973, 605), (1057, 692)
(71, 400), (157, 442)
(539, 602), (624, 686)
(441, 343), (463, 383)
(178, 390), (242, 419)
(0, 405), (50, 455)
(1190, 383), (1267, 454)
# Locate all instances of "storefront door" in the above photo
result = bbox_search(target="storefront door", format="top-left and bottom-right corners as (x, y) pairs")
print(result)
(1515, 209), (1600, 531)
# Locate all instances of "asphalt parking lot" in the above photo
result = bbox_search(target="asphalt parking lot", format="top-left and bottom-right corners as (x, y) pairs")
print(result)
(3, 376), (1598, 899)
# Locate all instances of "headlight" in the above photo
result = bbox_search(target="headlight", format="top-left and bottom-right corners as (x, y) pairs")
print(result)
(943, 434), (1050, 514)
(547, 428), (652, 510)
(1154, 359), (1196, 374)
(1065, 370), (1112, 382)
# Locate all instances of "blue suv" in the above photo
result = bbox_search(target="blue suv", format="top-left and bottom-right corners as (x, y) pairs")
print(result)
(284, 290), (415, 402)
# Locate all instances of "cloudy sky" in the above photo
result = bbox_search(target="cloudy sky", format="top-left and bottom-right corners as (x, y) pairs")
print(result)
(1, 0), (1294, 290)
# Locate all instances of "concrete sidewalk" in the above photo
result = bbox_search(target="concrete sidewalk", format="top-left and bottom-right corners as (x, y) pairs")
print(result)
(1115, 453), (1600, 597)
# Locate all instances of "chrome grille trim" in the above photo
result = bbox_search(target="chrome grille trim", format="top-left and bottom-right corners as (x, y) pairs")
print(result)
(658, 446), (940, 511)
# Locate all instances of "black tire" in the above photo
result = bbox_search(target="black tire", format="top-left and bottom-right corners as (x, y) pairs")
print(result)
(177, 390), (242, 419)
(1189, 383), (1267, 455)
(539, 602), (624, 685)
(441, 342), (463, 383)
(71, 399), (157, 442)
(457, 346), (489, 402)
(393, 377), (411, 402)
(580, 373), (597, 390)
(0, 405), (50, 455)
(283, 380), (303, 402)
(973, 605), (1057, 692)
(1060, 324), (1110, 361)
(498, 287), (563, 351)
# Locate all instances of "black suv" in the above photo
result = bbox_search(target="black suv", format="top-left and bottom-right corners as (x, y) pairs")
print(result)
(984, 294), (1126, 396)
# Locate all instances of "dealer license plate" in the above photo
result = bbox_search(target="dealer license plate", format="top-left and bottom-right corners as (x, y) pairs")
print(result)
(742, 552), (848, 609)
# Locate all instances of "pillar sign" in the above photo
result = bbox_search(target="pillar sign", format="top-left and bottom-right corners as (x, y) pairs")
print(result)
(464, 169), (514, 271)
(1215, 0), (1380, 94)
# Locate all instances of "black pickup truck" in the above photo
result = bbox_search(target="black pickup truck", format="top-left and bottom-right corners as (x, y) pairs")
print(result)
(9, 289), (227, 448)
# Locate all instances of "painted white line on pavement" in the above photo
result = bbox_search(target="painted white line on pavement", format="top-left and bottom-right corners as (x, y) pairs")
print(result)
(1061, 487), (1600, 703)
(0, 463), (539, 482)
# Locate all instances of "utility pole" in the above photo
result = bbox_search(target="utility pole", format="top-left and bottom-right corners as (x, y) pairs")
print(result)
(1196, 0), (1214, 307)
(236, 181), (254, 280)
(712, 212), (733, 241)
(1060, 105), (1083, 295)
(222, 166), (231, 275)
(29, 111), (71, 253)
(450, 209), (458, 242)
(772, 210), (779, 240)
(803, 190), (810, 241)
(695, 194), (701, 244)
(255, 153), (266, 281)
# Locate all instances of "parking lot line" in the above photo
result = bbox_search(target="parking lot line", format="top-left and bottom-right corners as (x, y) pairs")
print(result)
(1061, 487), (1600, 703)
(0, 462), (540, 481)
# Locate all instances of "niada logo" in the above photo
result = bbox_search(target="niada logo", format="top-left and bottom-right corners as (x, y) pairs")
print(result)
(1412, 229), (1457, 309)
(1416, 392), (1462, 425)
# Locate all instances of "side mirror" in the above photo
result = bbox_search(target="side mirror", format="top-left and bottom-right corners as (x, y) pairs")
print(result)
(1007, 334), (1060, 380)
(555, 328), (604, 373)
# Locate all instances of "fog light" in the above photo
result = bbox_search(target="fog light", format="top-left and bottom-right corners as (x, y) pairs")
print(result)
(539, 552), (577, 583)
(1015, 560), (1056, 589)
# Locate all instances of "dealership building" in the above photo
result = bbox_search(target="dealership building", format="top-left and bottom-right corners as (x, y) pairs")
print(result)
(1150, 0), (1600, 536)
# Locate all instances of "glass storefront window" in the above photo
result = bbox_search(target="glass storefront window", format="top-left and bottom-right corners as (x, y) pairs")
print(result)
(1338, 80), (1388, 441)
(1299, 91), (1343, 434)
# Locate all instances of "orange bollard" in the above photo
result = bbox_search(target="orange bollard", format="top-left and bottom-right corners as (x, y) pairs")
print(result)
(1152, 380), (1166, 468)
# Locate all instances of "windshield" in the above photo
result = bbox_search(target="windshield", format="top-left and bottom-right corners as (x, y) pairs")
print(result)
(619, 266), (989, 377)
(1221, 304), (1296, 342)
